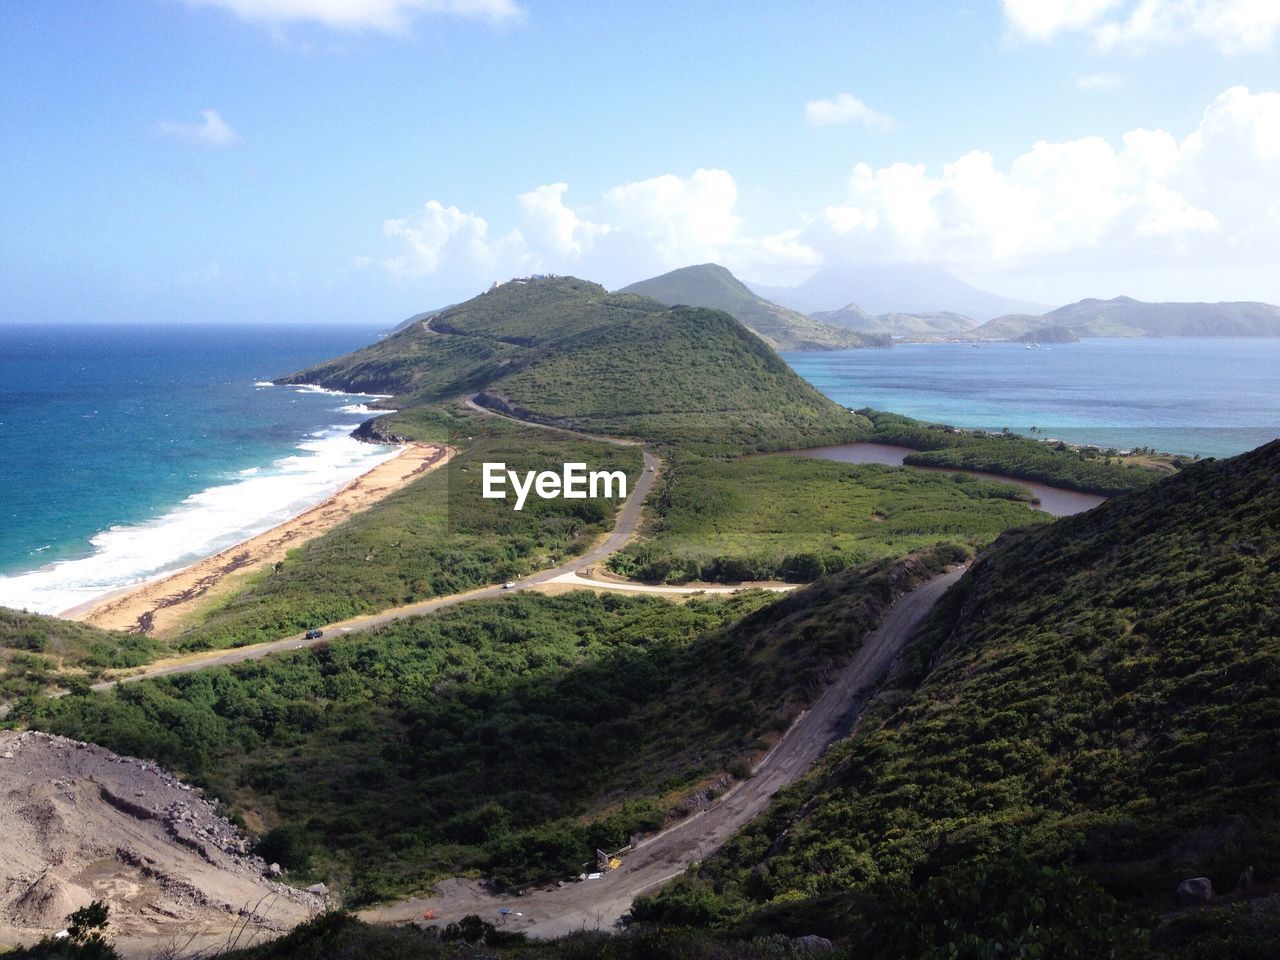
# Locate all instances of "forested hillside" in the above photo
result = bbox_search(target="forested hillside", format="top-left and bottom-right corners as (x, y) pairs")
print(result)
(640, 440), (1280, 957)
(281, 276), (870, 453)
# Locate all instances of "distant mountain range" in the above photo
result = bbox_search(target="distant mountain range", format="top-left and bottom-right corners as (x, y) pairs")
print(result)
(617, 264), (889, 351)
(750, 262), (1050, 320)
(970, 296), (1280, 340)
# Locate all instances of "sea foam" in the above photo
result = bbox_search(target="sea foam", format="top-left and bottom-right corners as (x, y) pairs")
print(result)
(0, 423), (401, 617)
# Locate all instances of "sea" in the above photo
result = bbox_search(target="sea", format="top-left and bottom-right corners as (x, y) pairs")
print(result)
(784, 337), (1280, 460)
(0, 323), (395, 615)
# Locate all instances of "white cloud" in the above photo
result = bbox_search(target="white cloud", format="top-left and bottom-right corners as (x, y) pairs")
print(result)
(1002, 0), (1124, 41)
(380, 169), (776, 286)
(186, 0), (521, 32)
(804, 93), (897, 130)
(517, 183), (602, 258)
(377, 87), (1280, 293)
(1003, 0), (1280, 53)
(380, 199), (527, 278)
(599, 169), (743, 266)
(801, 85), (1280, 273)
(1075, 71), (1123, 88)
(155, 109), (240, 147)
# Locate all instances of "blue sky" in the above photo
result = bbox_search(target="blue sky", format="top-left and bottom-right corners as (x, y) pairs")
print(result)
(3, 0), (1279, 324)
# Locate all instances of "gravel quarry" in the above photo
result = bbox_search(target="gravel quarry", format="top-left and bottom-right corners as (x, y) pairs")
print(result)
(0, 730), (322, 958)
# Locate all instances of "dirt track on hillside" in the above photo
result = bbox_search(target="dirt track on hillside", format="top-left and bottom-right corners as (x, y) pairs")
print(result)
(361, 567), (965, 938)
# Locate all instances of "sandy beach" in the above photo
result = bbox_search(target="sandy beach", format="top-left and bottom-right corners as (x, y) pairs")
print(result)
(67, 443), (452, 636)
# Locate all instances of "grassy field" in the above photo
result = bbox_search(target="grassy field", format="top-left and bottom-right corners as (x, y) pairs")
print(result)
(608, 454), (1045, 584)
(23, 548), (957, 905)
(638, 440), (1280, 958)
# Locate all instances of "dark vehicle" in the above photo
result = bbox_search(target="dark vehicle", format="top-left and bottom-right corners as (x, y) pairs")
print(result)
(305, 629), (324, 640)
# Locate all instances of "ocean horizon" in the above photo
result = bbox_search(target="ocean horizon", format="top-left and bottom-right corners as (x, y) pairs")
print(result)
(0, 322), (393, 615)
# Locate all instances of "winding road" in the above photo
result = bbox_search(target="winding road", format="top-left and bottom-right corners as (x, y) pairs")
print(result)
(70, 398), (973, 939)
(361, 567), (966, 937)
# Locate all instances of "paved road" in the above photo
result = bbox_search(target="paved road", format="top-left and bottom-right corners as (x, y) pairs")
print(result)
(87, 410), (661, 692)
(362, 567), (966, 937)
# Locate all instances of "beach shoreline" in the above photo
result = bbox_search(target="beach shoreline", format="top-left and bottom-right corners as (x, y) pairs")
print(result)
(65, 442), (452, 635)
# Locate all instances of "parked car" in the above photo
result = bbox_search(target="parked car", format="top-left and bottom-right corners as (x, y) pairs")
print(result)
(503, 581), (516, 589)
(305, 629), (324, 640)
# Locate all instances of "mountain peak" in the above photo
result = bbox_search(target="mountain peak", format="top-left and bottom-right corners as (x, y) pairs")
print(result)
(618, 264), (889, 351)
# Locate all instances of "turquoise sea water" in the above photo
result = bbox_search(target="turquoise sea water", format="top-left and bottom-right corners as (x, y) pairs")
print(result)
(0, 323), (390, 613)
(783, 337), (1280, 459)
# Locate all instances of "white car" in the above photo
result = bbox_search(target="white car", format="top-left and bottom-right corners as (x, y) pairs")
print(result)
(503, 581), (516, 589)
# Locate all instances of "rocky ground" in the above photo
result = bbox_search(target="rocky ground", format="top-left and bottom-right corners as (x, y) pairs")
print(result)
(0, 730), (322, 958)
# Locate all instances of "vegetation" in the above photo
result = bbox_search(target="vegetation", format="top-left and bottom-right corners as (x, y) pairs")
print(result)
(281, 276), (871, 454)
(608, 454), (1042, 584)
(967, 295), (1280, 340)
(485, 306), (871, 453)
(22, 548), (958, 904)
(214, 911), (841, 960)
(0, 608), (159, 702)
(811, 303), (980, 339)
(276, 278), (654, 400)
(618, 263), (888, 351)
(638, 440), (1280, 957)
(5, 901), (119, 960)
(168, 412), (641, 651)
(864, 408), (1170, 494)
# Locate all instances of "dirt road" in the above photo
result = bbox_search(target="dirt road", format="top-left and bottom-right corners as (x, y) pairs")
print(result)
(361, 567), (965, 938)
(86, 418), (661, 692)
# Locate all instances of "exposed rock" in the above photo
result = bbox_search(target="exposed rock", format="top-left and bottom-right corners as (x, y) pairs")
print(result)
(1176, 877), (1214, 904)
(795, 934), (834, 952)
(305, 883), (328, 896)
(267, 863), (283, 878)
(0, 730), (323, 953)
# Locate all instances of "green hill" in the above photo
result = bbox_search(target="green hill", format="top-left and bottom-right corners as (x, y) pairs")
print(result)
(970, 296), (1280, 340)
(813, 303), (980, 339)
(1012, 323), (1078, 343)
(280, 275), (868, 452)
(619, 264), (889, 351)
(642, 439), (1280, 955)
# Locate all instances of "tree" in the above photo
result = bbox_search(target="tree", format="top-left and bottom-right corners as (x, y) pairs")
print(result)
(11, 901), (118, 959)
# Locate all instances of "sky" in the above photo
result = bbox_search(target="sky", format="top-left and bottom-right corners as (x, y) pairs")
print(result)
(2, 0), (1279, 325)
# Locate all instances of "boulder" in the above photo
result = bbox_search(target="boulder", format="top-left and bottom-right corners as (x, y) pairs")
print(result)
(1176, 877), (1214, 904)
(795, 935), (834, 952)
(266, 863), (282, 878)
(306, 882), (329, 896)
